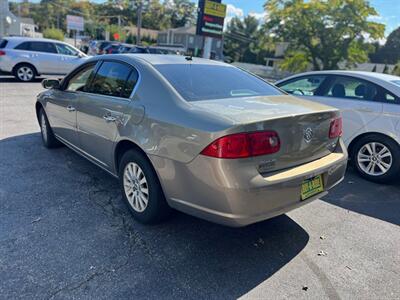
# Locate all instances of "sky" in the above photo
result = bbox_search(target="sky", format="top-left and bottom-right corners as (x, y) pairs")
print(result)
(222, 0), (400, 36)
(11, 0), (400, 36)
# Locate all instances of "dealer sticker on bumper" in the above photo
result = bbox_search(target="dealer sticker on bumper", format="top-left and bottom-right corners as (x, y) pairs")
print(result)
(301, 175), (324, 200)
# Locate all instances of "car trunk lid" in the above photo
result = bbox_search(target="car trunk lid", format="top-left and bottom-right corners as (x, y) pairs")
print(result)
(191, 95), (340, 173)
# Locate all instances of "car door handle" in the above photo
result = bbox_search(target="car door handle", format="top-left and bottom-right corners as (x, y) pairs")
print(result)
(103, 115), (117, 122)
(66, 105), (76, 112)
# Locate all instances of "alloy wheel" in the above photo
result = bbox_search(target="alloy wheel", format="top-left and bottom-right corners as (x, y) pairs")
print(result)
(123, 162), (149, 212)
(357, 142), (392, 176)
(17, 66), (34, 81)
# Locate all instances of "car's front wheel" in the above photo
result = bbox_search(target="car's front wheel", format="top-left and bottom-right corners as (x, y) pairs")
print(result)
(352, 134), (400, 183)
(14, 64), (36, 82)
(119, 149), (171, 224)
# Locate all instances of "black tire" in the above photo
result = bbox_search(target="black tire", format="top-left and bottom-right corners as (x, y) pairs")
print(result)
(119, 149), (171, 224)
(13, 63), (36, 82)
(39, 108), (61, 148)
(352, 134), (400, 183)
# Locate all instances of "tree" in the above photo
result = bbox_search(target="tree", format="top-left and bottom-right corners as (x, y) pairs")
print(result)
(377, 27), (400, 64)
(392, 63), (400, 76)
(383, 64), (389, 74)
(264, 0), (385, 71)
(43, 28), (64, 41)
(165, 0), (196, 28)
(224, 16), (273, 64)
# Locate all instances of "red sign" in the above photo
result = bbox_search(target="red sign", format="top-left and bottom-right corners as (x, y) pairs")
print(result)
(113, 33), (120, 40)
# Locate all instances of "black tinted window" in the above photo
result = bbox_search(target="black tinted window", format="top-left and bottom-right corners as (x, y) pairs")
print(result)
(66, 64), (96, 92)
(15, 42), (30, 50)
(121, 69), (139, 98)
(16, 41), (57, 53)
(89, 61), (132, 97)
(0, 39), (8, 48)
(324, 76), (378, 101)
(155, 64), (282, 101)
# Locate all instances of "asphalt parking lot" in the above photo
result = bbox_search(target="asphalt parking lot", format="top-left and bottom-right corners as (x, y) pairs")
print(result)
(1, 75), (399, 299)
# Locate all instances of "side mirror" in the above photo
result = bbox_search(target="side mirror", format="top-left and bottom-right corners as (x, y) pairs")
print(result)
(42, 78), (60, 89)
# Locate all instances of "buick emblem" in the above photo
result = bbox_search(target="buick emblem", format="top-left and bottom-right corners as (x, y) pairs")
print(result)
(303, 127), (314, 143)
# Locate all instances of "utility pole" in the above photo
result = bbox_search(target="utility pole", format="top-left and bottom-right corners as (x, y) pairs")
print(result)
(136, 0), (143, 45)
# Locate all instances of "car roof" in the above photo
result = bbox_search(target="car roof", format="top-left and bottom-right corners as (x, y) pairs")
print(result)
(287, 70), (399, 81)
(120, 54), (228, 66)
(276, 70), (400, 94)
(3, 36), (65, 43)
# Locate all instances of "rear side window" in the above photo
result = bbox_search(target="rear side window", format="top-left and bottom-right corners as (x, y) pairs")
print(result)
(155, 64), (282, 101)
(0, 39), (8, 48)
(89, 61), (134, 98)
(15, 42), (30, 50)
(121, 69), (139, 98)
(15, 41), (57, 53)
(324, 76), (378, 101)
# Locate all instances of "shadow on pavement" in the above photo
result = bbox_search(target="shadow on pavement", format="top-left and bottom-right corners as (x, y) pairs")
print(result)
(322, 167), (400, 226)
(0, 133), (309, 298)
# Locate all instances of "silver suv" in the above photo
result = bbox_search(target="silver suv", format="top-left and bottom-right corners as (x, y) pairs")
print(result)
(0, 37), (87, 82)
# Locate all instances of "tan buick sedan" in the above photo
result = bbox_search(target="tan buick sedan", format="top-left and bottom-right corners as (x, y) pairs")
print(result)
(36, 54), (348, 227)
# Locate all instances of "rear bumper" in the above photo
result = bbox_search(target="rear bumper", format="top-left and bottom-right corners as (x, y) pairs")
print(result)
(151, 139), (348, 227)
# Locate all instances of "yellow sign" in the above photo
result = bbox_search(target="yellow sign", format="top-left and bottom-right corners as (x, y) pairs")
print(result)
(204, 0), (227, 18)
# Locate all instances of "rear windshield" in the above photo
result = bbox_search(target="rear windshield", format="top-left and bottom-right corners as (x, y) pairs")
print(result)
(0, 39), (8, 48)
(155, 64), (282, 101)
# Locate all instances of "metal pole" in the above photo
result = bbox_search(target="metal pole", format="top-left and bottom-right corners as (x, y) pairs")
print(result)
(202, 36), (212, 59)
(137, 1), (142, 45)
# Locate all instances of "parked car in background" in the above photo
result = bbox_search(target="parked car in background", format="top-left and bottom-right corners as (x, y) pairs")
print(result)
(103, 42), (122, 54)
(0, 37), (87, 82)
(36, 54), (347, 227)
(128, 46), (181, 55)
(276, 71), (400, 183)
(89, 40), (115, 55)
(118, 44), (136, 53)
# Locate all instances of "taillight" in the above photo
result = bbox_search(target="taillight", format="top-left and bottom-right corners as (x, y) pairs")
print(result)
(0, 50), (6, 56)
(201, 131), (280, 159)
(329, 117), (342, 138)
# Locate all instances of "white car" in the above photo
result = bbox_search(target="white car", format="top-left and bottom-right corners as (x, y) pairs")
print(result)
(0, 37), (87, 82)
(276, 71), (400, 183)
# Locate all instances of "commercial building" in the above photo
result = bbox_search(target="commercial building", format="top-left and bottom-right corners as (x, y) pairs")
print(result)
(157, 25), (223, 60)
(0, 0), (39, 38)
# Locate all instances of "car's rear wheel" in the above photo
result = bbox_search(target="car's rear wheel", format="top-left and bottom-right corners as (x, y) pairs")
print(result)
(119, 149), (171, 224)
(39, 108), (61, 148)
(14, 64), (36, 82)
(352, 134), (400, 183)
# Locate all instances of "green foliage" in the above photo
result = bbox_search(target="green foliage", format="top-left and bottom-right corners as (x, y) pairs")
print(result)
(43, 28), (64, 41)
(224, 16), (274, 64)
(383, 64), (389, 74)
(279, 50), (309, 72)
(108, 25), (126, 42)
(392, 63), (400, 76)
(264, 0), (385, 70)
(9, 0), (196, 38)
(373, 27), (400, 64)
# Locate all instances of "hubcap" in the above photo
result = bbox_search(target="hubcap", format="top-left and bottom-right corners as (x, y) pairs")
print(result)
(41, 113), (47, 142)
(123, 162), (149, 212)
(17, 67), (34, 81)
(357, 142), (392, 176)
